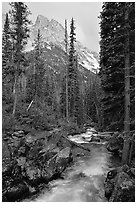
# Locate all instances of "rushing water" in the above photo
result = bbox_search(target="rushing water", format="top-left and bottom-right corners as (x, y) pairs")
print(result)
(26, 129), (120, 202)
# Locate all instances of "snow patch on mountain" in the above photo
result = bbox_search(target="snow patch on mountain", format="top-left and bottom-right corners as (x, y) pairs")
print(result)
(25, 14), (100, 73)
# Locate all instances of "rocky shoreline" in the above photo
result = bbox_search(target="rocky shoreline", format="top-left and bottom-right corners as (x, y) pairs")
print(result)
(2, 128), (135, 202)
(104, 132), (135, 202)
(104, 165), (135, 202)
(2, 129), (73, 202)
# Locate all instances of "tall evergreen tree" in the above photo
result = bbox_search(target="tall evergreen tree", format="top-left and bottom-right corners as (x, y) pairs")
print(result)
(2, 13), (12, 78)
(68, 18), (80, 124)
(26, 29), (45, 110)
(64, 19), (68, 54)
(33, 29), (45, 99)
(10, 2), (31, 116)
(2, 13), (13, 103)
(99, 2), (135, 131)
(122, 3), (135, 164)
(64, 19), (69, 121)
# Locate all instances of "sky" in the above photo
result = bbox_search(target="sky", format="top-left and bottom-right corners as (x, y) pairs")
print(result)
(2, 2), (103, 53)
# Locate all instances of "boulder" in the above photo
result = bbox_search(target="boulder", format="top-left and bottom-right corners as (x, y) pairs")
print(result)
(2, 131), (73, 201)
(56, 147), (72, 172)
(3, 182), (29, 202)
(70, 172), (86, 180)
(104, 165), (135, 202)
(107, 132), (124, 154)
(110, 172), (135, 202)
(25, 164), (43, 186)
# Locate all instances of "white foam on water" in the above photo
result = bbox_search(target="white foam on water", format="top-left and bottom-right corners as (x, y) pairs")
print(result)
(25, 128), (114, 202)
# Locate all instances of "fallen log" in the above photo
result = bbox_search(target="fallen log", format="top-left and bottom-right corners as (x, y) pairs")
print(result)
(62, 135), (90, 152)
(47, 128), (90, 152)
(98, 131), (114, 135)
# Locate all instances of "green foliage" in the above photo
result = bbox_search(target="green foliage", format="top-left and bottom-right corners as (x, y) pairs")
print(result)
(99, 2), (135, 131)
(27, 105), (52, 130)
(2, 13), (12, 75)
(60, 75), (67, 117)
(2, 12), (102, 134)
(68, 18), (81, 124)
(32, 29), (46, 101)
(58, 118), (82, 135)
(2, 113), (15, 132)
(2, 13), (14, 105)
(10, 2), (31, 65)
(5, 2), (31, 116)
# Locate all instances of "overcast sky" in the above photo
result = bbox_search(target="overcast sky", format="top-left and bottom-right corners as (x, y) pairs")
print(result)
(2, 2), (102, 53)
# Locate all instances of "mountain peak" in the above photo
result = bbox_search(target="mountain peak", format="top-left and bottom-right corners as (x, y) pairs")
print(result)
(35, 15), (49, 28)
(50, 19), (64, 29)
(27, 14), (99, 73)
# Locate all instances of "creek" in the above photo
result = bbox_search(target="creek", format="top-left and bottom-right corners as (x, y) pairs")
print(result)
(25, 128), (121, 202)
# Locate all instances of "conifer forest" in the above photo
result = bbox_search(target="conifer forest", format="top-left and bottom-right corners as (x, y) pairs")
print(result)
(2, 2), (135, 202)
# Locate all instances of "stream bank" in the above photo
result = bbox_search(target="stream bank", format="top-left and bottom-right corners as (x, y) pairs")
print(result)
(25, 143), (113, 202)
(2, 128), (73, 202)
(2, 127), (135, 202)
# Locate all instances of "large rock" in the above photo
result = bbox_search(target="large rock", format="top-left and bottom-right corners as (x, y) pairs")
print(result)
(56, 147), (72, 172)
(104, 165), (135, 202)
(107, 132), (124, 154)
(2, 131), (73, 201)
(3, 182), (29, 202)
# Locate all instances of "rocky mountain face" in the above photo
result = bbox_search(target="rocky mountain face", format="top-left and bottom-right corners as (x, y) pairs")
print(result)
(26, 15), (99, 73)
(2, 13), (99, 73)
(27, 15), (65, 51)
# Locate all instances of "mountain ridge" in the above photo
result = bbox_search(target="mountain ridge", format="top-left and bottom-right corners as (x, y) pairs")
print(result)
(2, 13), (100, 73)
(27, 14), (100, 73)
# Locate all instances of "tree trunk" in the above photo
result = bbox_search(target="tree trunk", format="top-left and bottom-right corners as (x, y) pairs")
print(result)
(65, 20), (69, 122)
(122, 3), (130, 164)
(12, 74), (18, 116)
(93, 72), (103, 130)
(66, 63), (69, 122)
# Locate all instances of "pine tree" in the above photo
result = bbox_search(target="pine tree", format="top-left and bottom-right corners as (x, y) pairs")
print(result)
(73, 55), (82, 125)
(27, 29), (45, 110)
(2, 13), (12, 78)
(99, 2), (135, 131)
(9, 2), (31, 116)
(68, 18), (80, 124)
(122, 3), (135, 164)
(64, 19), (68, 54)
(33, 29), (45, 99)
(68, 18), (76, 119)
(2, 13), (13, 103)
(64, 19), (69, 121)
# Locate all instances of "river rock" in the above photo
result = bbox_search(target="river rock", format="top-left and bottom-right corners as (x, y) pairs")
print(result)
(2, 130), (73, 201)
(107, 132), (124, 154)
(3, 182), (29, 202)
(56, 147), (72, 172)
(104, 165), (135, 202)
(70, 172), (86, 180)
(25, 164), (43, 185)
